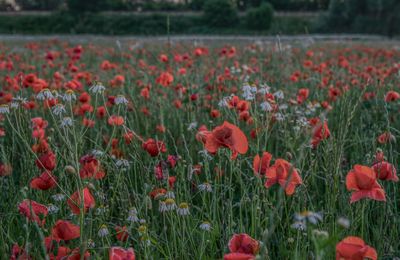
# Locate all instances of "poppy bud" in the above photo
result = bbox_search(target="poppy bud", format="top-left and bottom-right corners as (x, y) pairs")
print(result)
(64, 165), (76, 175)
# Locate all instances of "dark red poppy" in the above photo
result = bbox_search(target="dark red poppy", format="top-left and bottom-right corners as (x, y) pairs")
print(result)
(115, 226), (129, 242)
(67, 187), (96, 215)
(228, 233), (259, 255)
(109, 247), (135, 260)
(30, 171), (57, 190)
(51, 220), (80, 241)
(142, 138), (167, 157)
(36, 151), (56, 171)
(18, 199), (48, 226)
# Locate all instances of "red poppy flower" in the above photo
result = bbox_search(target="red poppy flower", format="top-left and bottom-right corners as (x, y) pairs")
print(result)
(149, 188), (167, 199)
(115, 226), (129, 242)
(384, 90), (400, 102)
(195, 125), (210, 144)
(10, 244), (30, 260)
(228, 233), (259, 255)
(377, 132), (395, 144)
(346, 165), (386, 203)
(311, 121), (330, 148)
(108, 115), (124, 126)
(0, 162), (12, 176)
(297, 88), (309, 104)
(253, 152), (272, 176)
(109, 247), (135, 260)
(156, 71), (174, 87)
(265, 159), (302, 196)
(372, 161), (398, 182)
(205, 121), (248, 159)
(142, 138), (167, 157)
(224, 253), (255, 260)
(79, 154), (106, 179)
(51, 220), (80, 241)
(18, 199), (48, 226)
(30, 171), (57, 190)
(67, 187), (96, 215)
(36, 151), (56, 171)
(336, 236), (377, 260)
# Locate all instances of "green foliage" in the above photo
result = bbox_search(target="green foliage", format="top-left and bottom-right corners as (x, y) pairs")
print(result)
(203, 0), (238, 28)
(318, 0), (400, 36)
(66, 0), (109, 13)
(245, 2), (274, 30)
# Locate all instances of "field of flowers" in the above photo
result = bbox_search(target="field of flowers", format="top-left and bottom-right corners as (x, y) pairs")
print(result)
(0, 39), (399, 259)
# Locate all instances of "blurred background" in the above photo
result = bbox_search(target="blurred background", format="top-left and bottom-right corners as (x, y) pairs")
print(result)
(0, 0), (398, 37)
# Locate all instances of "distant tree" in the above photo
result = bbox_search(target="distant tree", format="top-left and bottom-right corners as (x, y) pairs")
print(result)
(203, 0), (238, 27)
(245, 2), (274, 30)
(15, 0), (63, 10)
(67, 0), (109, 12)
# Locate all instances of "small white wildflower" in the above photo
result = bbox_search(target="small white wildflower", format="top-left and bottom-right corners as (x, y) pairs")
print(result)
(291, 221), (307, 231)
(187, 121), (198, 131)
(199, 149), (213, 161)
(0, 104), (10, 114)
(36, 88), (54, 100)
(89, 81), (106, 94)
(260, 101), (273, 112)
(242, 83), (257, 101)
(198, 182), (213, 192)
(159, 201), (167, 213)
(165, 191), (175, 199)
(98, 224), (109, 237)
(47, 204), (59, 214)
(258, 84), (270, 94)
(127, 207), (139, 222)
(91, 149), (104, 157)
(62, 90), (76, 102)
(96, 205), (108, 215)
(279, 104), (288, 110)
(294, 211), (323, 225)
(51, 194), (66, 202)
(164, 198), (177, 211)
(52, 104), (66, 116)
(60, 117), (73, 128)
(199, 221), (212, 231)
(10, 102), (19, 109)
(116, 159), (131, 171)
(177, 202), (190, 216)
(337, 217), (350, 229)
(115, 95), (128, 105)
(274, 113), (285, 121)
(87, 239), (96, 249)
(274, 90), (284, 99)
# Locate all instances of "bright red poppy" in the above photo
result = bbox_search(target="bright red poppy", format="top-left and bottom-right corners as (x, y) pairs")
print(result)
(384, 90), (400, 102)
(108, 115), (125, 126)
(67, 187), (96, 215)
(228, 233), (259, 255)
(109, 247), (135, 260)
(205, 121), (248, 159)
(224, 253), (255, 260)
(265, 159), (302, 195)
(311, 121), (330, 148)
(253, 152), (272, 176)
(79, 154), (106, 179)
(336, 236), (377, 260)
(346, 165), (386, 203)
